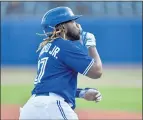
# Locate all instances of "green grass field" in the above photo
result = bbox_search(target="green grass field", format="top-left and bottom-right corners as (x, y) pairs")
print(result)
(1, 66), (142, 115)
(1, 84), (142, 113)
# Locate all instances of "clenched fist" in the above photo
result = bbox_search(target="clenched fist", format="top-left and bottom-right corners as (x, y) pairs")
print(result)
(76, 23), (96, 48)
(79, 88), (102, 103)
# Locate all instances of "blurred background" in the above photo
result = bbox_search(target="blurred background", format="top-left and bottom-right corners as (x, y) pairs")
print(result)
(1, 1), (142, 119)
(1, 1), (142, 65)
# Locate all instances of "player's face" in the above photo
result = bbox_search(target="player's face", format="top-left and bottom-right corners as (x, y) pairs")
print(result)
(64, 20), (80, 40)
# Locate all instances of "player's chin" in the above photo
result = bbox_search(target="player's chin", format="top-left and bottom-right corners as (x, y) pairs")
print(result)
(72, 33), (80, 41)
(74, 35), (80, 41)
(74, 31), (80, 40)
(67, 31), (80, 41)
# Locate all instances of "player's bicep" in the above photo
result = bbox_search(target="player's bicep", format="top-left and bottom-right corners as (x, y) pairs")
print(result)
(64, 54), (94, 75)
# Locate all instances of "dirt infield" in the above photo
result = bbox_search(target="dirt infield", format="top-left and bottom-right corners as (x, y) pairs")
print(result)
(1, 105), (142, 120)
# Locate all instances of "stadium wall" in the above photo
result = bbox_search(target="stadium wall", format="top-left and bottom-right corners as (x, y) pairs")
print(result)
(1, 17), (142, 65)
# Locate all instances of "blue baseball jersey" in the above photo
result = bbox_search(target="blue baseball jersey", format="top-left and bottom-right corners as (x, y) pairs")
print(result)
(32, 37), (94, 109)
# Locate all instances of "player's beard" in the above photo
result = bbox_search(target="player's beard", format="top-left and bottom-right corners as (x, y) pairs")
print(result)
(66, 30), (80, 41)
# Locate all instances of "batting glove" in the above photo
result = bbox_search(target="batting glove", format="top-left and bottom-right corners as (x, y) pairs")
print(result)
(85, 32), (96, 48)
(77, 23), (96, 48)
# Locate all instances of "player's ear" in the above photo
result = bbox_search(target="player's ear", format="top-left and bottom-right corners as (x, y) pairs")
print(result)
(63, 24), (68, 34)
(60, 24), (67, 39)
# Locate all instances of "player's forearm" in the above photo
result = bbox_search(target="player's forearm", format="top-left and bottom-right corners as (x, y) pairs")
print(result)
(88, 47), (102, 78)
(76, 88), (92, 98)
(88, 47), (102, 68)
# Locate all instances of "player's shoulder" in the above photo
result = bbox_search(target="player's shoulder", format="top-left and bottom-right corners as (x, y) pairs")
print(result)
(55, 37), (85, 53)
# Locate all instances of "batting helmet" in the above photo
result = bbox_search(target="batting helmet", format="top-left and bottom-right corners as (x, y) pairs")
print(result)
(41, 7), (82, 36)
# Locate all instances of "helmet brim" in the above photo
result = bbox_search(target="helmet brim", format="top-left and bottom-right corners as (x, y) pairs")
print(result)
(72, 15), (82, 19)
(68, 15), (82, 21)
(55, 15), (82, 27)
(60, 15), (82, 24)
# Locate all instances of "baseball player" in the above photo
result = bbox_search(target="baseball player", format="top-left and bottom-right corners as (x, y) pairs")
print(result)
(19, 7), (102, 119)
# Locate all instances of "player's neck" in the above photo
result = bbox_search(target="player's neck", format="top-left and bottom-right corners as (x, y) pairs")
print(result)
(56, 32), (74, 41)
(65, 36), (72, 40)
(57, 33), (70, 40)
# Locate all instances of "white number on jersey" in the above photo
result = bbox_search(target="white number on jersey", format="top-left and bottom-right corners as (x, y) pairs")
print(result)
(34, 57), (48, 85)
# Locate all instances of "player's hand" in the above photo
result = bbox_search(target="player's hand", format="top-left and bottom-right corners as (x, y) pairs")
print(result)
(76, 23), (96, 48)
(85, 32), (96, 48)
(80, 88), (102, 103)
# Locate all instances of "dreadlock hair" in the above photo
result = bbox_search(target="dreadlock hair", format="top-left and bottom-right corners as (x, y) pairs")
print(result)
(36, 24), (65, 52)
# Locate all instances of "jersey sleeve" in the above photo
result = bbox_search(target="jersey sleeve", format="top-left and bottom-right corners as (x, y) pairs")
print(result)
(59, 41), (94, 75)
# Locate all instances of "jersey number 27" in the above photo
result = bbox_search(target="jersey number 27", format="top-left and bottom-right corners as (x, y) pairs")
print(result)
(34, 57), (48, 85)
